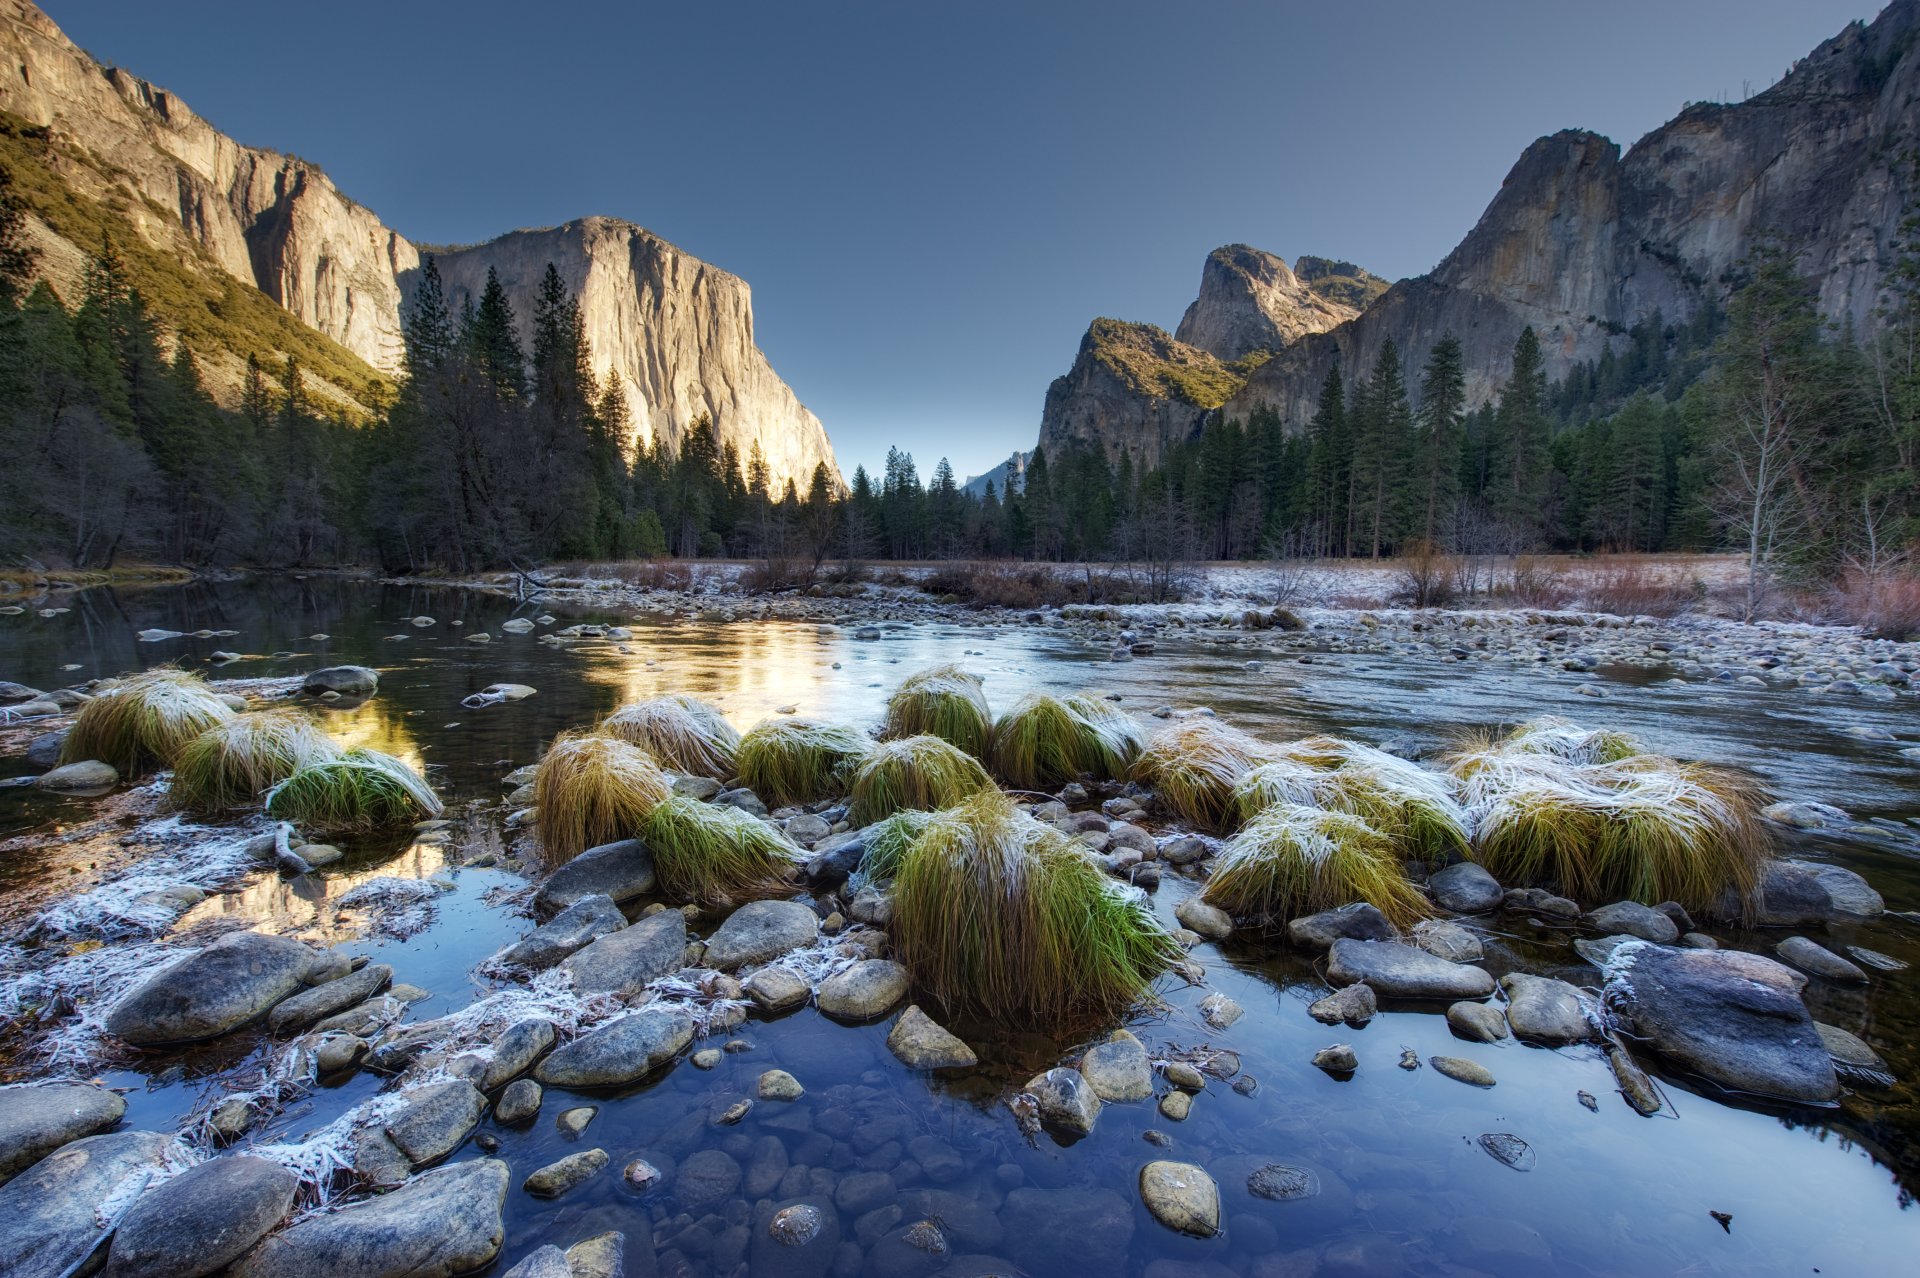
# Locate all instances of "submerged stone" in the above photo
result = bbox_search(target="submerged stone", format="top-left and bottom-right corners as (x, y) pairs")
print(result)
(1139, 1160), (1220, 1237)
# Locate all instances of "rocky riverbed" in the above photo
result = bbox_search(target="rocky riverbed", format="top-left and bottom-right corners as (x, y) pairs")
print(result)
(0, 576), (1917, 1276)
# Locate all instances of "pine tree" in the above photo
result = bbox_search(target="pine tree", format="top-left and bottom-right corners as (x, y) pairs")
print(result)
(468, 266), (525, 397)
(1489, 326), (1550, 539)
(1412, 335), (1466, 546)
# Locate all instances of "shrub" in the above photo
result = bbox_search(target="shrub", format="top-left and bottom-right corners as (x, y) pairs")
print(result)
(736, 717), (872, 807)
(1203, 803), (1430, 927)
(532, 732), (670, 865)
(264, 748), (442, 831)
(885, 792), (1179, 1025)
(848, 735), (995, 826)
(169, 709), (341, 814)
(641, 795), (804, 904)
(883, 665), (993, 757)
(1130, 717), (1277, 830)
(62, 667), (235, 774)
(599, 694), (740, 779)
(1579, 560), (1702, 618)
(989, 691), (1145, 790)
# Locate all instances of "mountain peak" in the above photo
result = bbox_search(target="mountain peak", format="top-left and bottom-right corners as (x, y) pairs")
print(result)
(1174, 243), (1379, 361)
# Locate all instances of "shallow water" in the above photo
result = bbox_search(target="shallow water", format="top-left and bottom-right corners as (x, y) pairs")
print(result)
(3, 578), (1919, 1275)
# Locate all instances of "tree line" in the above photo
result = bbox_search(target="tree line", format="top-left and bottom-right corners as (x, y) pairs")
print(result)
(3, 153), (1916, 600)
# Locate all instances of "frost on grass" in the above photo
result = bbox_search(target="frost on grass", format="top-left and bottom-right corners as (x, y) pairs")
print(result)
(31, 818), (270, 941)
(335, 876), (453, 940)
(0, 938), (193, 1070)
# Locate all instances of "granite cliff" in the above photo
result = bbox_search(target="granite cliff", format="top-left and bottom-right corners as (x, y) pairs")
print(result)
(0, 0), (836, 486)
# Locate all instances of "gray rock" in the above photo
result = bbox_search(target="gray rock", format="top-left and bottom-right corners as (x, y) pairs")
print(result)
(0, 1082), (126, 1185)
(1312, 1043), (1358, 1073)
(25, 730), (67, 770)
(0, 680), (46, 703)
(1428, 861), (1503, 913)
(1308, 983), (1377, 1026)
(560, 909), (688, 995)
(302, 666), (378, 696)
(268, 964), (393, 1033)
(759, 1069), (804, 1100)
(749, 1196), (841, 1278)
(716, 787), (769, 818)
(1199, 992), (1244, 1028)
(383, 1081), (486, 1167)
(563, 1232), (624, 1278)
(1499, 973), (1593, 1043)
(1286, 902), (1396, 950)
(462, 1018), (556, 1091)
(232, 1158), (508, 1278)
(785, 813), (831, 844)
(34, 759), (118, 792)
(1159, 836), (1209, 865)
(1446, 1001), (1510, 1042)
(803, 830), (867, 885)
(533, 839), (657, 918)
(0, 1131), (178, 1278)
(704, 899), (819, 970)
(495, 1079), (542, 1124)
(104, 1154), (297, 1278)
(815, 959), (908, 1020)
(1079, 1030), (1153, 1101)
(501, 1246), (571, 1278)
(677, 1148), (743, 1211)
(523, 1147), (608, 1197)
(1816, 1022), (1895, 1085)
(887, 1006), (977, 1069)
(1721, 859), (1884, 925)
(1412, 919), (1484, 963)
(554, 1106), (597, 1137)
(1503, 888), (1581, 919)
(495, 894), (626, 969)
(743, 966), (811, 1012)
(535, 1007), (695, 1087)
(1000, 1187), (1133, 1271)
(1174, 896), (1233, 939)
(1246, 1163), (1321, 1201)
(1776, 935), (1868, 983)
(1587, 901), (1679, 943)
(1431, 1055), (1497, 1087)
(1026, 1067), (1101, 1135)
(1603, 942), (1838, 1102)
(107, 932), (318, 1045)
(1138, 1160), (1219, 1237)
(1325, 938), (1495, 999)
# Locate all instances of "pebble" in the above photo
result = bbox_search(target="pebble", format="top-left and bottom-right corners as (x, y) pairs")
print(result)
(1430, 1055), (1497, 1087)
(555, 1106), (597, 1137)
(758, 1069), (804, 1100)
(1312, 1044), (1358, 1073)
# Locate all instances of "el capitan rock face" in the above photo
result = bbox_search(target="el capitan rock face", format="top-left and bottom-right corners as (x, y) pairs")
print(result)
(0, 0), (836, 488)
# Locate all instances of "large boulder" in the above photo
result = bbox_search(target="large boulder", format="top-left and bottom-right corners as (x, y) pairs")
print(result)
(0, 1082), (126, 1185)
(1427, 862), (1503, 913)
(560, 909), (687, 995)
(302, 666), (379, 696)
(232, 1158), (508, 1278)
(107, 932), (318, 1045)
(535, 1007), (695, 1088)
(0, 1131), (179, 1278)
(1138, 1160), (1220, 1237)
(104, 1154), (297, 1278)
(1713, 859), (1884, 925)
(1325, 938), (1494, 999)
(532, 840), (657, 918)
(494, 894), (626, 970)
(1499, 973), (1593, 1044)
(1603, 941), (1838, 1102)
(702, 900), (819, 970)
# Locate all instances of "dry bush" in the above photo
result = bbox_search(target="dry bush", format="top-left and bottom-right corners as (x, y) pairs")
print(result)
(1812, 568), (1920, 639)
(1391, 540), (1457, 608)
(739, 557), (812, 594)
(921, 562), (1073, 609)
(1580, 561), (1702, 618)
(1494, 557), (1573, 608)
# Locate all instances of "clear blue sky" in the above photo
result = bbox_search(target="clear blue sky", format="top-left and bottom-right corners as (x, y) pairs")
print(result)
(47, 0), (1880, 481)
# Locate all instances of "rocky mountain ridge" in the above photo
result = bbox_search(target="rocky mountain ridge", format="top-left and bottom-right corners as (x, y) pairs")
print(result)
(0, 0), (836, 486)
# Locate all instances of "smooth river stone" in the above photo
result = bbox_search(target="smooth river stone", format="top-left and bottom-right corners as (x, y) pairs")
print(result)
(1325, 937), (1495, 999)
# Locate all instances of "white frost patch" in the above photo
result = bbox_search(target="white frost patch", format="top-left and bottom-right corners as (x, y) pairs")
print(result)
(0, 939), (192, 1069)
(336, 876), (452, 940)
(92, 1136), (201, 1229)
(32, 823), (268, 941)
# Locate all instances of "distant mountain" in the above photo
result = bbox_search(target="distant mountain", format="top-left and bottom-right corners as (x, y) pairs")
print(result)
(1037, 0), (1920, 458)
(0, 0), (837, 487)
(963, 451), (1029, 497)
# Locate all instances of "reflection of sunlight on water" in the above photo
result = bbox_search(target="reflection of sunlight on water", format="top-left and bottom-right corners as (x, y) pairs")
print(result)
(311, 699), (428, 774)
(176, 839), (453, 943)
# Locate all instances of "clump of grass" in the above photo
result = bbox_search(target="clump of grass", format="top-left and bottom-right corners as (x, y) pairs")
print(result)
(885, 792), (1179, 1025)
(1459, 744), (1770, 913)
(848, 735), (995, 826)
(1473, 716), (1643, 767)
(884, 665), (993, 757)
(169, 709), (341, 814)
(599, 694), (741, 779)
(1130, 717), (1277, 830)
(736, 717), (872, 807)
(533, 731), (670, 866)
(854, 809), (936, 884)
(1264, 736), (1471, 865)
(642, 795), (804, 904)
(990, 692), (1147, 790)
(1203, 803), (1430, 927)
(264, 748), (442, 831)
(61, 668), (235, 774)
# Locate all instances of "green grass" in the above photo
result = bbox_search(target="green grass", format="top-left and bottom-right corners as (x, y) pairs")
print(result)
(1273, 736), (1470, 865)
(169, 708), (341, 814)
(264, 748), (441, 831)
(848, 735), (995, 826)
(641, 795), (805, 904)
(883, 665), (993, 758)
(1453, 716), (1643, 771)
(61, 668), (235, 775)
(854, 809), (936, 884)
(1130, 717), (1277, 831)
(1203, 802), (1430, 927)
(533, 731), (671, 866)
(1087, 318), (1248, 409)
(1459, 745), (1771, 913)
(599, 694), (741, 780)
(989, 692), (1145, 790)
(736, 717), (872, 808)
(885, 792), (1179, 1026)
